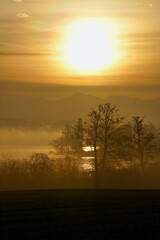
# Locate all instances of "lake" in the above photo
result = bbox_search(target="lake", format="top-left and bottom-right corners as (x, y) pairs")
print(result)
(0, 145), (53, 159)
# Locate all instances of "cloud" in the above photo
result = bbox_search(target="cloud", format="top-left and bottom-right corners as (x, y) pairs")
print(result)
(148, 3), (153, 7)
(14, 0), (23, 2)
(16, 13), (30, 19)
(0, 51), (51, 56)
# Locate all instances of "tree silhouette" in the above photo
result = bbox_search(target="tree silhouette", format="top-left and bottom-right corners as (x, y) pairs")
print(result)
(99, 103), (124, 169)
(84, 107), (102, 188)
(132, 116), (155, 171)
(113, 122), (134, 164)
(72, 118), (84, 153)
(84, 103), (124, 187)
(50, 124), (73, 154)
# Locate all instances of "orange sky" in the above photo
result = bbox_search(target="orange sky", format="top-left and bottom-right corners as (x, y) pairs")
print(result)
(0, 0), (160, 86)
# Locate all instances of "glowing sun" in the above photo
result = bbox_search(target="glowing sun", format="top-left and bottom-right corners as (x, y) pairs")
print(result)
(63, 19), (120, 74)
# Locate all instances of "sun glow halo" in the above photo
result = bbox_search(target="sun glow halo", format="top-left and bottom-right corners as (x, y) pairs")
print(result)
(63, 19), (120, 74)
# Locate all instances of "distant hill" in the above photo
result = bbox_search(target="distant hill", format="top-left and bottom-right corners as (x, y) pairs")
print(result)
(107, 96), (160, 125)
(0, 93), (160, 126)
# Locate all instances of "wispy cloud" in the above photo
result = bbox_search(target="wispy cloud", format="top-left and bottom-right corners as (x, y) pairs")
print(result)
(0, 52), (51, 56)
(16, 13), (30, 19)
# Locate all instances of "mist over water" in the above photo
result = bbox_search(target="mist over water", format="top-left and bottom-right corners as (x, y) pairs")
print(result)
(0, 128), (61, 158)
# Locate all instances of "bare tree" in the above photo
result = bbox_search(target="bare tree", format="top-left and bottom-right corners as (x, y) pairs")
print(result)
(99, 103), (124, 169)
(84, 103), (124, 187)
(84, 108), (102, 188)
(50, 124), (73, 154)
(132, 116), (155, 171)
(113, 122), (134, 165)
(72, 118), (84, 153)
(62, 124), (73, 153)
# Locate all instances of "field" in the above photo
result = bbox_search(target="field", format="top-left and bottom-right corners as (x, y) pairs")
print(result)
(0, 190), (160, 239)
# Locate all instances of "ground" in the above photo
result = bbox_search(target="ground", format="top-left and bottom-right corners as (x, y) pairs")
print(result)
(0, 190), (160, 239)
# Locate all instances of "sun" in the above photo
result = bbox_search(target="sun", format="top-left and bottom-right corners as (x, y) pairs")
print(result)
(62, 19), (120, 74)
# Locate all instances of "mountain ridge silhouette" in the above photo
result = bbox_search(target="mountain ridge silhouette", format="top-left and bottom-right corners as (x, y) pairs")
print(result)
(0, 93), (159, 125)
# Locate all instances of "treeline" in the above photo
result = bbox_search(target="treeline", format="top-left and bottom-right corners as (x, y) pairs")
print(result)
(0, 154), (92, 190)
(0, 102), (160, 190)
(1, 153), (160, 190)
(50, 103), (160, 187)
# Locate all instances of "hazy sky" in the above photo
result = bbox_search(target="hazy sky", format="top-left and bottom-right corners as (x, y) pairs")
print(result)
(0, 0), (160, 86)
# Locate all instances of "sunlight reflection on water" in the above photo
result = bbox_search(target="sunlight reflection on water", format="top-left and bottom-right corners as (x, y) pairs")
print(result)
(0, 146), (135, 171)
(0, 145), (95, 171)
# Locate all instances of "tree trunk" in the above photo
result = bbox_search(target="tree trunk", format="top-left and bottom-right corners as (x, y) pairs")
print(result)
(102, 135), (107, 170)
(94, 140), (99, 189)
(139, 146), (144, 172)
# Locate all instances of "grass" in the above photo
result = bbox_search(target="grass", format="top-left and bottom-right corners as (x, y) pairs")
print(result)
(0, 190), (160, 239)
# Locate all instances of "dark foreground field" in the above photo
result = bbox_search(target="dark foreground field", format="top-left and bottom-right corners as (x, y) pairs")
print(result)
(0, 190), (160, 239)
